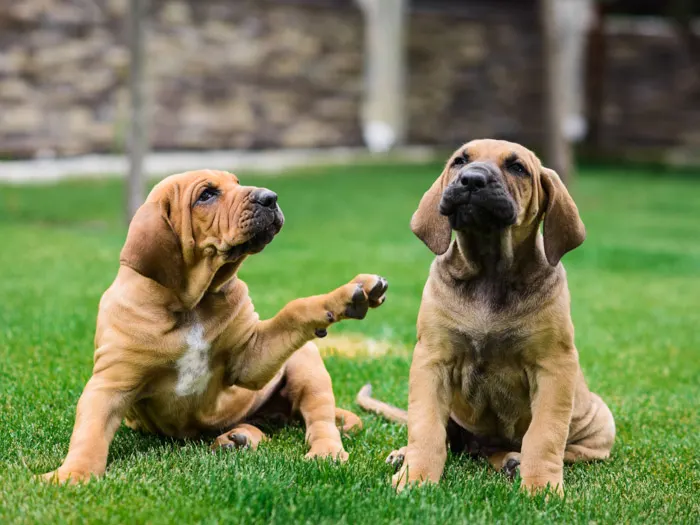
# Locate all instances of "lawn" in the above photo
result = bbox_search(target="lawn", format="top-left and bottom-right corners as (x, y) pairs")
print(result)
(0, 162), (699, 524)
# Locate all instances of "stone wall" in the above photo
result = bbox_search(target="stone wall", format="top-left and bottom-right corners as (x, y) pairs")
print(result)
(0, 0), (698, 161)
(407, 3), (544, 147)
(406, 8), (700, 160)
(596, 20), (700, 159)
(0, 0), (365, 157)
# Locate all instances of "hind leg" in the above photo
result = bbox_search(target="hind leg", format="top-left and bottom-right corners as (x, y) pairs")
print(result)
(564, 442), (611, 462)
(565, 393), (615, 463)
(488, 394), (614, 480)
(212, 423), (267, 452)
(335, 407), (363, 433)
(283, 342), (349, 461)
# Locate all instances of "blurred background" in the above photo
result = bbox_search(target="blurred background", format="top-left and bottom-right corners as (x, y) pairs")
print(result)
(1, 0), (699, 200)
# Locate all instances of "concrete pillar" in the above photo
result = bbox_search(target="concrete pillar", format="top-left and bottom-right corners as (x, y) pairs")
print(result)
(541, 0), (571, 181)
(355, 0), (408, 152)
(553, 0), (595, 143)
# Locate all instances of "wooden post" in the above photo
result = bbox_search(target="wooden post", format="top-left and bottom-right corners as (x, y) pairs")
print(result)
(539, 0), (572, 184)
(126, 0), (148, 223)
(584, 2), (606, 152)
(356, 0), (408, 152)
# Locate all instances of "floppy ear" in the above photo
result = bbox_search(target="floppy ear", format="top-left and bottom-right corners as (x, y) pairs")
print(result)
(410, 170), (451, 255)
(119, 202), (184, 290)
(540, 168), (586, 266)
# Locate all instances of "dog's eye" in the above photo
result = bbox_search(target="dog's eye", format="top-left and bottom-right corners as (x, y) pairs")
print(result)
(452, 157), (466, 167)
(197, 187), (219, 204)
(509, 163), (528, 176)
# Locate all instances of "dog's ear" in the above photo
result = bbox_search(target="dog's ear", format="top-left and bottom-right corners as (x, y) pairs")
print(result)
(540, 167), (586, 266)
(411, 170), (451, 255)
(120, 201), (184, 290)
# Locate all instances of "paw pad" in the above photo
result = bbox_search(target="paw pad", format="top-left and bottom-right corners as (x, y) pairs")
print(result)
(344, 284), (370, 320)
(503, 457), (520, 479)
(367, 277), (388, 306)
(385, 451), (405, 472)
(213, 432), (250, 452)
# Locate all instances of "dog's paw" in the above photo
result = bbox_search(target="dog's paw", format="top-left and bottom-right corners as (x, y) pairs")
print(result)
(39, 469), (93, 485)
(392, 467), (407, 492)
(352, 274), (388, 310)
(500, 453), (521, 479)
(305, 439), (349, 462)
(340, 275), (388, 320)
(314, 275), (387, 338)
(391, 460), (436, 493)
(211, 430), (257, 452)
(520, 476), (564, 498)
(385, 447), (407, 472)
(391, 463), (422, 492)
(335, 408), (363, 434)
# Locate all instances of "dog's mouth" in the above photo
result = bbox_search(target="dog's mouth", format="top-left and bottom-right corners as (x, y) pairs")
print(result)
(439, 187), (517, 232)
(225, 209), (285, 260)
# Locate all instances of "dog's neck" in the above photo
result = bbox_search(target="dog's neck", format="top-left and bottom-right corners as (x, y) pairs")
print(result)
(439, 225), (546, 283)
(453, 229), (512, 276)
(170, 257), (246, 310)
(208, 258), (246, 293)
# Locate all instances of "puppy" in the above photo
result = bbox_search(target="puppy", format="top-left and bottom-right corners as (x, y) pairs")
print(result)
(42, 169), (387, 483)
(358, 140), (614, 495)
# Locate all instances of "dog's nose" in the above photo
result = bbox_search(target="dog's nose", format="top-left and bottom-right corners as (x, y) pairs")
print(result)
(251, 189), (278, 208)
(459, 172), (487, 191)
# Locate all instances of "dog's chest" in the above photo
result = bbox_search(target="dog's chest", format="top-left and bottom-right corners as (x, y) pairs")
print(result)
(450, 327), (533, 439)
(469, 320), (517, 358)
(174, 322), (213, 397)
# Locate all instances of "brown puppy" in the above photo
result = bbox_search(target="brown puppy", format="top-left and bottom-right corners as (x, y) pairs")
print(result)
(42, 169), (387, 484)
(358, 140), (614, 495)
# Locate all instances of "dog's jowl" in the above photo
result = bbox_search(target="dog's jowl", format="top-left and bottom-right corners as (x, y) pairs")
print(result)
(41, 169), (388, 484)
(358, 139), (615, 496)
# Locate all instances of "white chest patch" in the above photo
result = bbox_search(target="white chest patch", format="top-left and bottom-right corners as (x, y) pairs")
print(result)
(175, 323), (212, 397)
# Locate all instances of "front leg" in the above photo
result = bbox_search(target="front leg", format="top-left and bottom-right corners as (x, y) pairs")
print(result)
(234, 274), (387, 389)
(393, 342), (453, 491)
(520, 351), (578, 496)
(41, 362), (141, 484)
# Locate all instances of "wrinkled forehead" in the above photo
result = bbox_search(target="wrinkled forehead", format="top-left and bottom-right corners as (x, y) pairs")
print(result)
(148, 169), (240, 201)
(454, 139), (540, 170)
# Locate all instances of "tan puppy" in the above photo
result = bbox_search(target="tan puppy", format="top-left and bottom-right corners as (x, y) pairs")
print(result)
(358, 140), (614, 495)
(42, 169), (387, 484)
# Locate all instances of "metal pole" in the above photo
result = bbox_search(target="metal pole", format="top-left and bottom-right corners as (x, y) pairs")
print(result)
(127, 0), (148, 222)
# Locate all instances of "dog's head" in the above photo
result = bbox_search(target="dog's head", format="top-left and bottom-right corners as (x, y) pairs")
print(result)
(120, 169), (284, 304)
(411, 139), (585, 266)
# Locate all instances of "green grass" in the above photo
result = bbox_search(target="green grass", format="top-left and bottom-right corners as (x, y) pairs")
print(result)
(1, 163), (699, 524)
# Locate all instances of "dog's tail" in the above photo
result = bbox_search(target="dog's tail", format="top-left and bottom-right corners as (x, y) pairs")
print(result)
(356, 383), (408, 424)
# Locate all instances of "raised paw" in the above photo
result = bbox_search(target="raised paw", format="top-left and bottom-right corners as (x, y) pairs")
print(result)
(305, 439), (349, 462)
(364, 275), (388, 308)
(343, 274), (388, 319)
(385, 447), (406, 472)
(316, 275), (387, 337)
